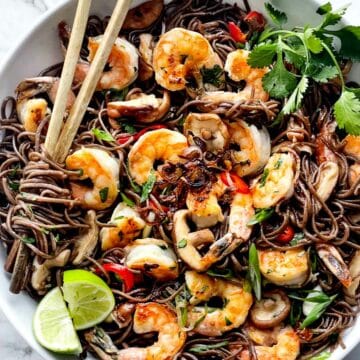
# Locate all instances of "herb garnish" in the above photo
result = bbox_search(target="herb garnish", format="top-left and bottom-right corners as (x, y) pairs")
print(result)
(247, 207), (274, 225)
(189, 341), (229, 354)
(21, 236), (36, 244)
(206, 268), (234, 279)
(200, 64), (224, 87)
(259, 168), (269, 187)
(248, 244), (262, 300)
(248, 2), (360, 134)
(99, 187), (109, 202)
(140, 169), (156, 203)
(177, 238), (187, 249)
(121, 192), (135, 207)
(92, 128), (115, 142)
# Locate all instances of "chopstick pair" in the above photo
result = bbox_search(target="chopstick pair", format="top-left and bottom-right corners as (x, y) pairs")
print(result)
(44, 0), (131, 163)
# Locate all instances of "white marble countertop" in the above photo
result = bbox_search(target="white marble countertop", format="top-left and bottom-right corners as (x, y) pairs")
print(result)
(0, 0), (360, 359)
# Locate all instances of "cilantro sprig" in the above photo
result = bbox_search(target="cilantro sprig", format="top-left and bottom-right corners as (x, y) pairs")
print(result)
(249, 2), (360, 135)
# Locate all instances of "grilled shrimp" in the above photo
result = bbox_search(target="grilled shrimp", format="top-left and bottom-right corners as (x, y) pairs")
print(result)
(128, 129), (188, 185)
(227, 120), (271, 177)
(153, 28), (218, 91)
(66, 148), (119, 210)
(259, 247), (310, 287)
(85, 303), (186, 360)
(225, 49), (269, 101)
(252, 153), (296, 208)
(15, 77), (75, 132)
(107, 91), (170, 123)
(125, 238), (179, 281)
(239, 326), (300, 360)
(75, 36), (139, 91)
(174, 191), (254, 272)
(185, 271), (253, 336)
(184, 113), (229, 153)
(100, 202), (146, 250)
(344, 135), (360, 160)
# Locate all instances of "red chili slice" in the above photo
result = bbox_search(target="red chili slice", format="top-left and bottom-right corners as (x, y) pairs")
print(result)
(99, 263), (135, 292)
(220, 171), (250, 194)
(276, 225), (295, 243)
(117, 124), (167, 144)
(244, 11), (266, 31)
(228, 22), (247, 43)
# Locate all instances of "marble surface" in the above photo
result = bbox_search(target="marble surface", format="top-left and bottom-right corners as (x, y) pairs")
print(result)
(0, 0), (359, 359)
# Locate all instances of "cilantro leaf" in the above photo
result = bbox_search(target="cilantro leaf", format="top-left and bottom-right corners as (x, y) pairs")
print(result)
(304, 29), (323, 54)
(282, 76), (309, 114)
(331, 26), (360, 61)
(318, 5), (347, 29)
(122, 122), (136, 134)
(99, 187), (109, 203)
(200, 65), (224, 87)
(334, 90), (360, 135)
(311, 65), (338, 83)
(262, 48), (298, 98)
(140, 169), (156, 202)
(348, 87), (360, 100)
(92, 128), (115, 142)
(311, 351), (331, 360)
(247, 43), (277, 68)
(317, 2), (332, 15)
(264, 3), (287, 27)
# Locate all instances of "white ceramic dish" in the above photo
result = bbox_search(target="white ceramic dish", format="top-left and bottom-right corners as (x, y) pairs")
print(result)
(0, 0), (359, 359)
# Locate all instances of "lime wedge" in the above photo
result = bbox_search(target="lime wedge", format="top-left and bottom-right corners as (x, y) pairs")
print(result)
(62, 269), (115, 330)
(33, 287), (82, 354)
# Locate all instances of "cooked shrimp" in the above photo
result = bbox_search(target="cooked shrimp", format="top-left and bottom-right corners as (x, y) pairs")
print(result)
(15, 77), (75, 132)
(184, 113), (230, 153)
(316, 244), (352, 288)
(252, 153), (296, 209)
(174, 191), (254, 272)
(153, 28), (218, 91)
(128, 129), (188, 185)
(100, 202), (146, 250)
(186, 179), (226, 228)
(125, 238), (179, 281)
(138, 33), (155, 81)
(75, 36), (139, 91)
(224, 49), (269, 101)
(239, 326), (300, 360)
(185, 271), (253, 336)
(344, 135), (360, 160)
(227, 120), (271, 177)
(258, 247), (310, 287)
(107, 91), (170, 123)
(123, 0), (164, 30)
(66, 148), (119, 210)
(85, 303), (186, 360)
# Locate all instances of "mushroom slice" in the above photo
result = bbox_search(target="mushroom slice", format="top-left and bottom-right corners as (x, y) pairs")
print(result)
(344, 250), (360, 304)
(107, 91), (170, 123)
(123, 0), (164, 30)
(31, 250), (71, 294)
(184, 113), (229, 153)
(125, 238), (179, 281)
(316, 244), (352, 288)
(111, 303), (136, 329)
(72, 210), (99, 265)
(250, 290), (291, 329)
(138, 33), (155, 81)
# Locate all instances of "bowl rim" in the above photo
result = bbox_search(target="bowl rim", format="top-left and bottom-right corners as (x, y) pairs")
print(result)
(0, 0), (359, 359)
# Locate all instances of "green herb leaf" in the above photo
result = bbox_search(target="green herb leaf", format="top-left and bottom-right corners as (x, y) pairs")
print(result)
(21, 236), (36, 244)
(177, 238), (187, 249)
(317, 2), (332, 15)
(207, 268), (234, 279)
(248, 244), (261, 301)
(282, 76), (309, 114)
(113, 216), (125, 221)
(310, 351), (331, 360)
(247, 43), (277, 68)
(334, 90), (360, 135)
(121, 192), (135, 207)
(310, 65), (338, 83)
(92, 128), (115, 142)
(331, 26), (360, 61)
(9, 164), (20, 179)
(108, 87), (128, 101)
(290, 232), (305, 245)
(8, 181), (20, 191)
(140, 169), (156, 203)
(304, 29), (323, 54)
(200, 64), (224, 87)
(262, 45), (298, 99)
(247, 208), (274, 225)
(259, 168), (269, 187)
(300, 294), (336, 329)
(224, 316), (233, 326)
(264, 3), (287, 26)
(274, 158), (283, 169)
(99, 187), (109, 203)
(190, 341), (229, 354)
(122, 122), (136, 134)
(318, 6), (347, 29)
(290, 301), (302, 326)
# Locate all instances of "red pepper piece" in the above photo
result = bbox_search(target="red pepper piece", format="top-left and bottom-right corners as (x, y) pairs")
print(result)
(228, 22), (247, 43)
(220, 171), (250, 194)
(100, 263), (135, 292)
(276, 225), (295, 243)
(244, 11), (266, 31)
(117, 124), (167, 144)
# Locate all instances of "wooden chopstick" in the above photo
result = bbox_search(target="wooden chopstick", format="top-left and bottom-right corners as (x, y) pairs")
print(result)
(54, 0), (132, 163)
(44, 0), (91, 159)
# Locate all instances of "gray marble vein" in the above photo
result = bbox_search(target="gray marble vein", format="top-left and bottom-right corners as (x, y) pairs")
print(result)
(0, 0), (359, 359)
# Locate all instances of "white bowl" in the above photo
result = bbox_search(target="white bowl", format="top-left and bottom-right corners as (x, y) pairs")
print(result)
(0, 0), (359, 359)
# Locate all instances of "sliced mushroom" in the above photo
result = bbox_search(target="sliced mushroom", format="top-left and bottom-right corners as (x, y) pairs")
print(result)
(72, 210), (99, 265)
(344, 250), (360, 304)
(245, 323), (280, 346)
(316, 244), (352, 288)
(107, 91), (170, 123)
(314, 161), (339, 204)
(138, 33), (155, 81)
(125, 238), (179, 281)
(31, 249), (71, 294)
(250, 290), (291, 329)
(111, 303), (136, 329)
(122, 0), (164, 30)
(184, 113), (229, 153)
